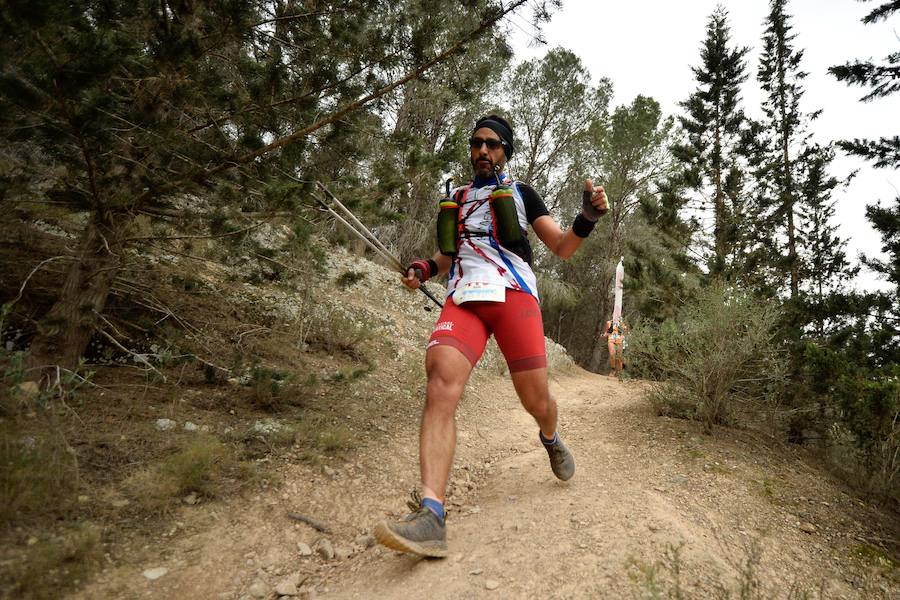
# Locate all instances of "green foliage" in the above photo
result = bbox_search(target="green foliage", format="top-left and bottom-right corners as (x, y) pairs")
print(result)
(506, 47), (612, 208)
(675, 5), (750, 280)
(802, 343), (900, 499)
(829, 2), (899, 168)
(629, 283), (786, 431)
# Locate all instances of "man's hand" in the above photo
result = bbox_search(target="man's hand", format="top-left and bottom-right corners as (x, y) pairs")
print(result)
(403, 258), (434, 290)
(582, 179), (609, 222)
(402, 267), (421, 290)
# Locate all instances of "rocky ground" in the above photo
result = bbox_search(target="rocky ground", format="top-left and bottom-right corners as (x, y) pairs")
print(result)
(72, 355), (899, 599)
(3, 218), (897, 599)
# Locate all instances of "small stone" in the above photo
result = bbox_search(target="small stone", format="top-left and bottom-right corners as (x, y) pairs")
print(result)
(316, 539), (334, 560)
(142, 567), (168, 581)
(669, 474), (688, 486)
(297, 542), (313, 556)
(485, 579), (500, 590)
(333, 545), (352, 560)
(111, 499), (130, 508)
(249, 580), (267, 598)
(155, 418), (176, 431)
(799, 522), (817, 534)
(78, 495), (89, 503)
(183, 421), (199, 432)
(275, 577), (299, 596)
(353, 534), (375, 549)
(26, 537), (38, 546)
(322, 466), (336, 478)
(469, 569), (483, 575)
(183, 493), (199, 505)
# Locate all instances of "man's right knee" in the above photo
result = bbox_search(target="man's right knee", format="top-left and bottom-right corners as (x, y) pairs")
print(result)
(424, 345), (472, 407)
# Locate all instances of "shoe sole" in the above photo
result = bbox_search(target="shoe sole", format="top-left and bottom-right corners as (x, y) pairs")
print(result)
(373, 522), (449, 558)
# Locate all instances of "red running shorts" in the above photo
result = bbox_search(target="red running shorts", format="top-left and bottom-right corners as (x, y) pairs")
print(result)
(427, 289), (546, 372)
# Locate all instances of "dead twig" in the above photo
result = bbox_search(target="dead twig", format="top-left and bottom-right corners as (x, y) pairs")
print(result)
(286, 511), (332, 534)
(95, 327), (167, 383)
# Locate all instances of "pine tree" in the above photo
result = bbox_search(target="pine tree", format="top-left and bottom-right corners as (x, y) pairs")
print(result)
(828, 1), (900, 169)
(755, 0), (813, 303)
(675, 6), (750, 279)
(829, 0), (900, 362)
(796, 144), (857, 338)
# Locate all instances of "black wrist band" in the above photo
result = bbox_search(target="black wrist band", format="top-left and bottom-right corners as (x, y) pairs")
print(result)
(572, 213), (596, 238)
(427, 259), (438, 276)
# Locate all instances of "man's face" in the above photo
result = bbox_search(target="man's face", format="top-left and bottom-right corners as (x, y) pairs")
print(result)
(469, 127), (506, 179)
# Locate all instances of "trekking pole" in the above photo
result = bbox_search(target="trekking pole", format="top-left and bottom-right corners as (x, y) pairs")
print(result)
(312, 186), (444, 309)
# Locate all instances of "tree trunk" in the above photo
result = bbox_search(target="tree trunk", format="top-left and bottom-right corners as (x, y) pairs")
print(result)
(27, 210), (127, 378)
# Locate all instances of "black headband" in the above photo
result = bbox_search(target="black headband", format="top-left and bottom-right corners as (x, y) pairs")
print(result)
(473, 117), (514, 158)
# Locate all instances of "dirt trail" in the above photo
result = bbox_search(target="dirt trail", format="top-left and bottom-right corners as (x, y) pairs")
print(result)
(76, 369), (898, 599)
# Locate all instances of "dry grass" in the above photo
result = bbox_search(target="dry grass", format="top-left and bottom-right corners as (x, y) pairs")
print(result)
(0, 420), (80, 526)
(122, 434), (254, 514)
(1, 523), (101, 600)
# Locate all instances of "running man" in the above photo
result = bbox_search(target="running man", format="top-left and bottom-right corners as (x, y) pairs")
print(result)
(374, 115), (608, 557)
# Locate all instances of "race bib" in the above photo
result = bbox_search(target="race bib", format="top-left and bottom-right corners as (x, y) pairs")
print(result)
(452, 282), (506, 305)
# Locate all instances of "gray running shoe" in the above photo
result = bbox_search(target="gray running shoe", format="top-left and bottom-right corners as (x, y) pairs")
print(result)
(543, 434), (575, 481)
(374, 507), (448, 558)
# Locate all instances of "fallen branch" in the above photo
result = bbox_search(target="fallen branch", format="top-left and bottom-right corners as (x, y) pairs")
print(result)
(286, 511), (332, 534)
(95, 327), (167, 383)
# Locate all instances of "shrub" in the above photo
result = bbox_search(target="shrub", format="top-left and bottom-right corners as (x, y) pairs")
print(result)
(123, 435), (247, 514)
(293, 414), (353, 463)
(629, 283), (787, 431)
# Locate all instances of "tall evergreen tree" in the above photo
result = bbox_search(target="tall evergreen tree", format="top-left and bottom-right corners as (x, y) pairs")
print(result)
(796, 144), (857, 338)
(755, 0), (815, 303)
(828, 1), (900, 169)
(829, 0), (900, 363)
(675, 6), (750, 279)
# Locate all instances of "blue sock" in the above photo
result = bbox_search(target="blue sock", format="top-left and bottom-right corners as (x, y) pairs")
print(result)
(421, 497), (445, 521)
(539, 431), (559, 446)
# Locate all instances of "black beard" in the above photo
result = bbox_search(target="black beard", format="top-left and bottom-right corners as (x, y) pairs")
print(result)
(471, 157), (495, 177)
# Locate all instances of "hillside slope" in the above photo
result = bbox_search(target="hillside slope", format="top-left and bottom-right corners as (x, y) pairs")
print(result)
(62, 249), (899, 600)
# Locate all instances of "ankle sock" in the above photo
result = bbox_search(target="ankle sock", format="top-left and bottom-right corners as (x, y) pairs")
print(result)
(421, 497), (445, 521)
(539, 431), (559, 446)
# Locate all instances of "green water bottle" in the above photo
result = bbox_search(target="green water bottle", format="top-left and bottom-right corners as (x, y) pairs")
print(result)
(437, 198), (459, 255)
(490, 185), (522, 246)
(437, 178), (459, 256)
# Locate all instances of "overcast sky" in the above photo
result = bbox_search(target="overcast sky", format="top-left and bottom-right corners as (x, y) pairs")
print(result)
(509, 0), (898, 291)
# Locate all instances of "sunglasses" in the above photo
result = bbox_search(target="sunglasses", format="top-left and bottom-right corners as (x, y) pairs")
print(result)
(469, 137), (506, 151)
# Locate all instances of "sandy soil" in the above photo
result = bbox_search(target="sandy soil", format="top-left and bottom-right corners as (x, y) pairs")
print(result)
(74, 366), (898, 600)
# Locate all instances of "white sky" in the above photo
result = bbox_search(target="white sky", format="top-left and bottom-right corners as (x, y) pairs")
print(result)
(509, 0), (898, 291)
